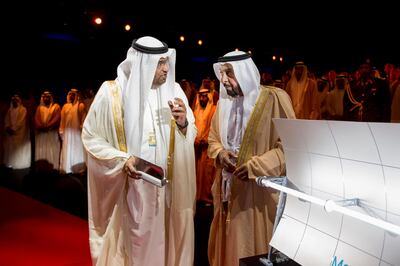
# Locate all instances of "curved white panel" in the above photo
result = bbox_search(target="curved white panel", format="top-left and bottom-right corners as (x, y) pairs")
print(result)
(310, 154), (343, 197)
(340, 207), (385, 258)
(334, 241), (380, 266)
(284, 191), (311, 224)
(295, 226), (337, 266)
(269, 216), (306, 259)
(307, 190), (343, 238)
(285, 150), (311, 188)
(342, 160), (386, 210)
(370, 123), (400, 168)
(329, 120), (381, 164)
(273, 118), (307, 152)
(384, 166), (400, 216)
(269, 119), (400, 266)
(382, 213), (400, 265)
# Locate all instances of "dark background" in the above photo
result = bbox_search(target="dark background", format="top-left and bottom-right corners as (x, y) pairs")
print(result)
(3, 0), (399, 94)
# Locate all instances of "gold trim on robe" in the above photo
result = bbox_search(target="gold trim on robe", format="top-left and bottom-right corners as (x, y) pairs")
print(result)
(167, 119), (176, 180)
(227, 86), (271, 224)
(107, 80), (127, 153)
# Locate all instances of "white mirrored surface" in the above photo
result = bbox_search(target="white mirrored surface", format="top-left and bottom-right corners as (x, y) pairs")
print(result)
(302, 120), (339, 157)
(273, 118), (307, 151)
(384, 166), (400, 215)
(307, 190), (343, 238)
(310, 154), (343, 197)
(334, 241), (380, 266)
(285, 150), (311, 188)
(379, 262), (395, 266)
(295, 226), (337, 266)
(269, 119), (400, 266)
(342, 160), (386, 210)
(340, 207), (385, 258)
(269, 216), (306, 259)
(329, 120), (380, 164)
(382, 213), (400, 265)
(370, 123), (400, 168)
(283, 189), (311, 224)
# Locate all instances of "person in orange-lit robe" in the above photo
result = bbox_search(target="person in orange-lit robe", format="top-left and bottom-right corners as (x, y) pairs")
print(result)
(193, 86), (216, 203)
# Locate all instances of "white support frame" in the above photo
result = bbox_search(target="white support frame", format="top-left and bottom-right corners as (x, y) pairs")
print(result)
(257, 176), (400, 236)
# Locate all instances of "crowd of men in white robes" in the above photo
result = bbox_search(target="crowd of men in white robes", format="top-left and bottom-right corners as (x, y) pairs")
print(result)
(1, 88), (92, 174)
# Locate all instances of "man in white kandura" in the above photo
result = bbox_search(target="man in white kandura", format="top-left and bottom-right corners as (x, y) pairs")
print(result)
(34, 91), (61, 171)
(59, 88), (86, 174)
(82, 36), (197, 266)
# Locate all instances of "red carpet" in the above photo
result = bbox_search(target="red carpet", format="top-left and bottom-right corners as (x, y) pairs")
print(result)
(0, 187), (91, 266)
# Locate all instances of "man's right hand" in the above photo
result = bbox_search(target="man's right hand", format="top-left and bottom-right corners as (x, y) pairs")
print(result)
(124, 156), (142, 179)
(218, 149), (237, 173)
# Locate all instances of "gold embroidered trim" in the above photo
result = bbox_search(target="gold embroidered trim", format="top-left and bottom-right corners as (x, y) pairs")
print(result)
(107, 80), (127, 152)
(167, 118), (176, 180)
(165, 118), (176, 262)
(226, 86), (271, 223)
(237, 87), (270, 166)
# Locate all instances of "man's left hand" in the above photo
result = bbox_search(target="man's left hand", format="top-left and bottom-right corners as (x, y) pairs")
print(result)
(233, 164), (249, 181)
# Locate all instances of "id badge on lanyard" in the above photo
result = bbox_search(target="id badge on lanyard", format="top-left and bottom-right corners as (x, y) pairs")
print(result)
(148, 131), (157, 147)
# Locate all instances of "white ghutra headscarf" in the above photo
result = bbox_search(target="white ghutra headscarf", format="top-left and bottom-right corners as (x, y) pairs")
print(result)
(213, 51), (260, 150)
(213, 51), (260, 201)
(117, 36), (176, 160)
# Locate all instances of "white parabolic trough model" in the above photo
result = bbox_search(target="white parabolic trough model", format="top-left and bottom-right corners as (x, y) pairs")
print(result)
(264, 119), (400, 266)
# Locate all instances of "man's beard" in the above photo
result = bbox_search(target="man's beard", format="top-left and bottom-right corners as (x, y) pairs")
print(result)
(226, 88), (239, 97)
(153, 76), (167, 88)
(200, 101), (208, 108)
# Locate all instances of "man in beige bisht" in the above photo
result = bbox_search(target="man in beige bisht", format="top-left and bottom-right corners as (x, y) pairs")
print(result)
(3, 94), (31, 169)
(34, 91), (61, 171)
(207, 51), (295, 266)
(81, 36), (196, 266)
(286, 61), (320, 119)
